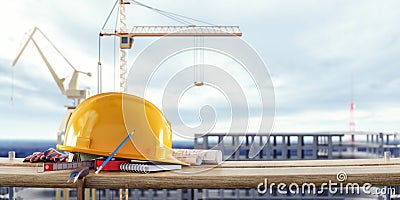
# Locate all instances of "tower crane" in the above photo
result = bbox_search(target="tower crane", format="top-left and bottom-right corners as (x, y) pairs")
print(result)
(98, 1), (242, 197)
(12, 27), (91, 106)
(99, 0), (242, 93)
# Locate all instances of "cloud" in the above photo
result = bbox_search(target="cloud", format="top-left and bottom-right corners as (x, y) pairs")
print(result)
(1, 0), (400, 139)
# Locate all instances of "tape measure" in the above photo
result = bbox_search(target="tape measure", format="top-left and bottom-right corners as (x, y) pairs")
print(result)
(42, 161), (94, 172)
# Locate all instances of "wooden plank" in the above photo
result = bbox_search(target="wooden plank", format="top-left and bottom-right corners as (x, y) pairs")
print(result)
(0, 158), (37, 167)
(0, 166), (75, 188)
(0, 158), (399, 189)
(87, 165), (400, 189)
(216, 158), (400, 168)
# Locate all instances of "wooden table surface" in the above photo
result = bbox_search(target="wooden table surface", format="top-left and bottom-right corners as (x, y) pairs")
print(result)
(0, 158), (399, 189)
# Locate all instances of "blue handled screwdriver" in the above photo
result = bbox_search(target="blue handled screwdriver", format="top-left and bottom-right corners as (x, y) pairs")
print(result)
(95, 131), (135, 174)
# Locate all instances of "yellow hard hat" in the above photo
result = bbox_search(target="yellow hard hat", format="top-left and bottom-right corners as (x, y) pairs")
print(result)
(57, 92), (186, 165)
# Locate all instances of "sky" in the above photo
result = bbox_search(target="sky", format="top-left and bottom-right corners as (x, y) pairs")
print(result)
(0, 0), (400, 140)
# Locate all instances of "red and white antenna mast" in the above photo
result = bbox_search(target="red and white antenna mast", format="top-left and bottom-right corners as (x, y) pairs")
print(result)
(349, 102), (356, 132)
(349, 75), (356, 152)
(349, 75), (356, 132)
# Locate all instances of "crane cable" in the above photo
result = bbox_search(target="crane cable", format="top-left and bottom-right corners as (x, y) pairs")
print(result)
(130, 1), (192, 25)
(97, 36), (102, 94)
(101, 0), (119, 30)
(129, 0), (216, 26)
(193, 36), (205, 86)
(35, 28), (78, 72)
(130, 0), (209, 86)
(98, 0), (119, 93)
(101, 0), (215, 28)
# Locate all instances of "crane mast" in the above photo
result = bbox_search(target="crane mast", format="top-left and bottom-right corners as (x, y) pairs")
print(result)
(119, 0), (130, 92)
